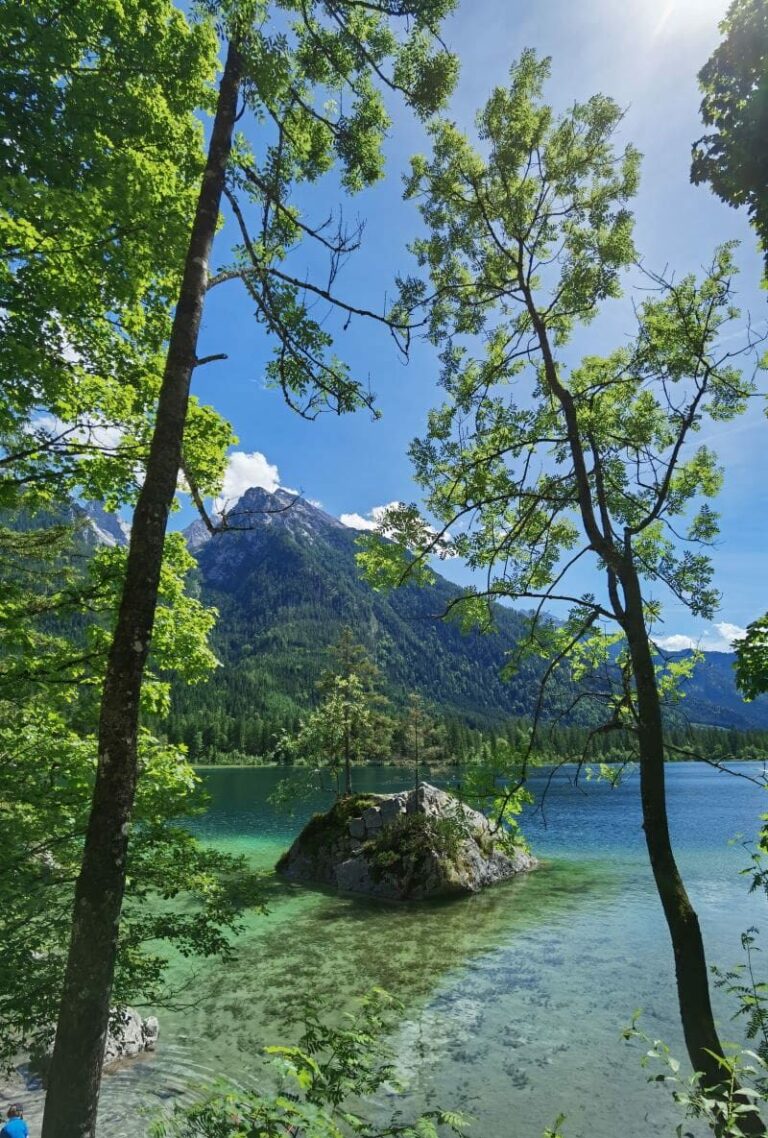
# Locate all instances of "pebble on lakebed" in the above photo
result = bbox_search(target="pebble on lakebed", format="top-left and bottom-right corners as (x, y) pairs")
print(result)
(275, 782), (537, 901)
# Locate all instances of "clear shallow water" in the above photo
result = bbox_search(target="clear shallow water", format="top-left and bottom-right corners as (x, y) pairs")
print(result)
(7, 763), (768, 1138)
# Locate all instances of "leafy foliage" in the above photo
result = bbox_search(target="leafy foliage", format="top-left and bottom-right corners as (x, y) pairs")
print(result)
(736, 616), (768, 702)
(0, 0), (229, 509)
(2, 0), (461, 1106)
(274, 629), (394, 795)
(0, 507), (262, 1069)
(366, 810), (468, 882)
(356, 48), (766, 1104)
(394, 693), (448, 789)
(624, 1015), (767, 1138)
(456, 738), (532, 854)
(358, 48), (762, 769)
(692, 0), (768, 280)
(0, 705), (263, 1071)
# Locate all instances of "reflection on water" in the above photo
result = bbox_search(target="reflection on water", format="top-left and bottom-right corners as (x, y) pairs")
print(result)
(5, 764), (765, 1138)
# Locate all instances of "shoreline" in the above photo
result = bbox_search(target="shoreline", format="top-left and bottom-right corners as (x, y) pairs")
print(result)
(192, 755), (768, 771)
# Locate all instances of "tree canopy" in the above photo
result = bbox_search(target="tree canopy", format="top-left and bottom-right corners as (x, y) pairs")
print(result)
(692, 0), (768, 281)
(691, 0), (768, 710)
(0, 0), (246, 1091)
(0, 0), (230, 510)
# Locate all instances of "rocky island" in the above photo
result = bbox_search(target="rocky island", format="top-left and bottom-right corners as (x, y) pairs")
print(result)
(276, 783), (536, 901)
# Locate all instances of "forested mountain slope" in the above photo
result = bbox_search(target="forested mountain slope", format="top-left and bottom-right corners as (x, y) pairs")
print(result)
(169, 488), (548, 755)
(164, 487), (768, 757)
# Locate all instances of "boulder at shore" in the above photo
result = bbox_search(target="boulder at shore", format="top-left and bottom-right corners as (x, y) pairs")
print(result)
(31, 1008), (159, 1084)
(276, 783), (536, 901)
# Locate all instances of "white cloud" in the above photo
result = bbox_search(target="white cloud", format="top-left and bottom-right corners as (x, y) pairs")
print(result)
(33, 413), (123, 453)
(653, 633), (698, 653)
(715, 621), (748, 645)
(339, 501), (456, 559)
(654, 621), (748, 654)
(340, 501), (401, 532)
(214, 450), (281, 514)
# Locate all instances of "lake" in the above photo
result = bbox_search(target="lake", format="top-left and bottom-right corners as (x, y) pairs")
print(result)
(8, 763), (768, 1137)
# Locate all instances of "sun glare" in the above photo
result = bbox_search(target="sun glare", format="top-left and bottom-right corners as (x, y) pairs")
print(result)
(648, 0), (729, 39)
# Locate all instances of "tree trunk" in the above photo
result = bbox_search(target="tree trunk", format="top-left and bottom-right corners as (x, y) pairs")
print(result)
(344, 720), (352, 796)
(40, 41), (243, 1138)
(621, 563), (765, 1136)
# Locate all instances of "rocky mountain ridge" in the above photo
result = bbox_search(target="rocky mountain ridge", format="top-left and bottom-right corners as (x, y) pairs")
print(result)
(74, 489), (768, 737)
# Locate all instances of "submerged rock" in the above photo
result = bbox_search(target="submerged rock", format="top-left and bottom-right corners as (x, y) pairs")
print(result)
(276, 783), (536, 901)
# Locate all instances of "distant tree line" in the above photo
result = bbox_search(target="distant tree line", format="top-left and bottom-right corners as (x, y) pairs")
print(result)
(163, 698), (768, 767)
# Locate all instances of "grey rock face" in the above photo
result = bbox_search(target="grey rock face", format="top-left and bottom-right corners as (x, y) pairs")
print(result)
(104, 1008), (146, 1063)
(348, 816), (366, 840)
(362, 806), (382, 832)
(32, 1008), (159, 1083)
(276, 783), (536, 902)
(379, 795), (407, 824)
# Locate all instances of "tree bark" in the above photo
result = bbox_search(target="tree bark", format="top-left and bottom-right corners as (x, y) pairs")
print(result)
(41, 40), (243, 1138)
(621, 561), (765, 1136)
(344, 719), (352, 796)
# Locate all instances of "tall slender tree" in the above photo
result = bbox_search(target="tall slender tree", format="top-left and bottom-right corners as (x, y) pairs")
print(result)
(1, 0), (248, 1114)
(398, 692), (446, 790)
(40, 5), (457, 1136)
(281, 629), (393, 793)
(361, 52), (764, 1130)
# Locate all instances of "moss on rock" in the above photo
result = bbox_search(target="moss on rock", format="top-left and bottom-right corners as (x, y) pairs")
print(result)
(298, 795), (381, 854)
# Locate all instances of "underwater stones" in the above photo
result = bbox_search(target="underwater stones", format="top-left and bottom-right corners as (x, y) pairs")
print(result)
(276, 783), (536, 902)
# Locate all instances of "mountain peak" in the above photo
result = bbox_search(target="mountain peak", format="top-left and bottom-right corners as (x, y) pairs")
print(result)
(80, 500), (131, 547)
(183, 486), (346, 552)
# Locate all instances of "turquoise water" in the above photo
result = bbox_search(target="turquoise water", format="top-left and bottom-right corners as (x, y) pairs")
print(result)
(7, 763), (768, 1137)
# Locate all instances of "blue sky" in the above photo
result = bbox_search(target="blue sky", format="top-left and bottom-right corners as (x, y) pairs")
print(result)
(182, 0), (767, 653)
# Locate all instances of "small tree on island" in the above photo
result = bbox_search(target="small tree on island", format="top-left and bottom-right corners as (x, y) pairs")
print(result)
(360, 51), (765, 1130)
(280, 629), (393, 796)
(396, 692), (448, 790)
